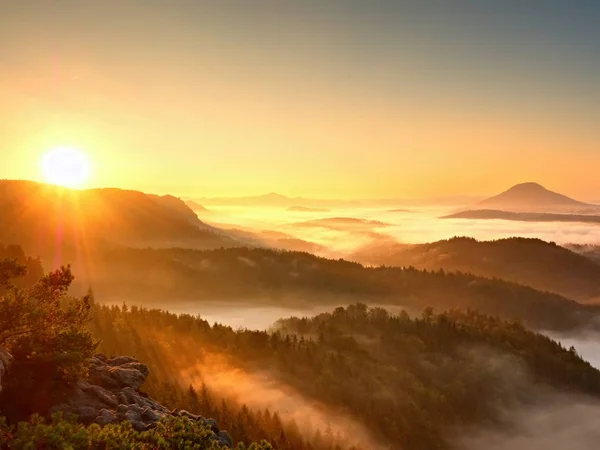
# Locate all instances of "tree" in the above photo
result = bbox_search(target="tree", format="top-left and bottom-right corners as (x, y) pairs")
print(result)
(0, 261), (98, 420)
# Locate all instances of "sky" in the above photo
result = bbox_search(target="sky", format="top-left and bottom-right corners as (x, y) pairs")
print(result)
(1, 1), (599, 199)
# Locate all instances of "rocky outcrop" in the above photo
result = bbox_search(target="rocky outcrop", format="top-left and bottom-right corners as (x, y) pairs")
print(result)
(0, 346), (12, 394)
(51, 354), (233, 448)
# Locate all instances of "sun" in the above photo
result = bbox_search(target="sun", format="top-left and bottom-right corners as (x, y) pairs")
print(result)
(41, 147), (91, 188)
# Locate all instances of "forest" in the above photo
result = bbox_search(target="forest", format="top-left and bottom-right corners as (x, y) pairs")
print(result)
(351, 237), (600, 302)
(3, 244), (600, 449)
(86, 302), (600, 450)
(82, 246), (600, 332)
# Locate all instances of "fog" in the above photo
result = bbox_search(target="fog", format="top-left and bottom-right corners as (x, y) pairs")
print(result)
(204, 205), (600, 258)
(546, 331), (600, 369)
(161, 302), (346, 331)
(453, 346), (600, 450)
(180, 351), (389, 450)
(460, 394), (600, 450)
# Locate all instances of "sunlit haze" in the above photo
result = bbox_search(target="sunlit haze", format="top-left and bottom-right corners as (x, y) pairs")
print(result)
(2, 1), (600, 199)
(4, 4), (600, 450)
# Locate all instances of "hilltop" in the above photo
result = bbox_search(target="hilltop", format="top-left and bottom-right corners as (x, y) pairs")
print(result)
(352, 237), (600, 303)
(0, 180), (237, 263)
(476, 182), (596, 212)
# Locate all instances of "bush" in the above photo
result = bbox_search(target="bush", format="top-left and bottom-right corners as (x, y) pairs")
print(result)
(0, 414), (273, 449)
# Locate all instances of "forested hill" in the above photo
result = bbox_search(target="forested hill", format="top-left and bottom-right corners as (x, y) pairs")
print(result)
(0, 180), (237, 262)
(83, 246), (600, 332)
(90, 303), (600, 450)
(352, 237), (600, 303)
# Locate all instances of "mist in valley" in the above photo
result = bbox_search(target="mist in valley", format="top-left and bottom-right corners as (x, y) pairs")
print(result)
(199, 204), (600, 261)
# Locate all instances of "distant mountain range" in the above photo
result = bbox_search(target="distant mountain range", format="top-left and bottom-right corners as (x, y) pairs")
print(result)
(290, 217), (390, 230)
(190, 193), (482, 208)
(351, 236), (600, 303)
(286, 206), (330, 212)
(476, 182), (598, 213)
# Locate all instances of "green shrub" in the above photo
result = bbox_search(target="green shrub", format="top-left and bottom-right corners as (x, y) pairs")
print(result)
(0, 414), (273, 450)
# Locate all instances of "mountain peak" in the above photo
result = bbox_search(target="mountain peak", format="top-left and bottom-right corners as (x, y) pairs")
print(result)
(479, 182), (592, 212)
(506, 182), (547, 192)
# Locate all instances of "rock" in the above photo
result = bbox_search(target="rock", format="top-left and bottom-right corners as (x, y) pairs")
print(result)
(144, 422), (159, 431)
(179, 409), (200, 420)
(141, 406), (165, 422)
(0, 346), (12, 394)
(205, 418), (219, 433)
(95, 409), (117, 426)
(125, 408), (143, 423)
(106, 356), (138, 366)
(49, 353), (233, 447)
(93, 353), (108, 363)
(218, 431), (234, 448)
(130, 420), (147, 432)
(89, 361), (149, 390)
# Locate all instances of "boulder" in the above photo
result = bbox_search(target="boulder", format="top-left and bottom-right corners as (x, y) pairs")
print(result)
(89, 360), (149, 390)
(218, 430), (234, 448)
(51, 353), (233, 448)
(0, 346), (12, 394)
(95, 409), (117, 426)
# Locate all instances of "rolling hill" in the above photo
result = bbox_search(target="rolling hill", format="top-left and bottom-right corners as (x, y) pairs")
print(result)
(76, 245), (600, 332)
(0, 180), (237, 264)
(351, 237), (600, 303)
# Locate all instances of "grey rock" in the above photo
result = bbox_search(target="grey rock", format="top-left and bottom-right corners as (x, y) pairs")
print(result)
(205, 418), (219, 433)
(179, 410), (199, 420)
(95, 409), (117, 426)
(87, 385), (119, 408)
(90, 362), (149, 391)
(106, 356), (138, 366)
(144, 422), (159, 431)
(218, 430), (234, 448)
(130, 420), (147, 432)
(45, 353), (233, 447)
(125, 408), (143, 423)
(141, 406), (165, 422)
(93, 353), (107, 362)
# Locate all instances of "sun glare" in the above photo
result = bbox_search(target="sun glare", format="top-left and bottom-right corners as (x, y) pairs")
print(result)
(41, 147), (91, 188)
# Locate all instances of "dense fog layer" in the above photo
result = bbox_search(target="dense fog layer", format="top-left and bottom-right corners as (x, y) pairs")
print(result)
(203, 205), (600, 257)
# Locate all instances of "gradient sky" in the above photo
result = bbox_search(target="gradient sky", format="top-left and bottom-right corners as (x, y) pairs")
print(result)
(1, 1), (599, 199)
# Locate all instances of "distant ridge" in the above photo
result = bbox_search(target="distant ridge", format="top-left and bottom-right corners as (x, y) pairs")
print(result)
(478, 182), (595, 212)
(286, 206), (330, 212)
(351, 236), (600, 303)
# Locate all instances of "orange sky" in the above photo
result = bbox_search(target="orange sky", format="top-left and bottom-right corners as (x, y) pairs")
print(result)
(1, 1), (599, 200)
